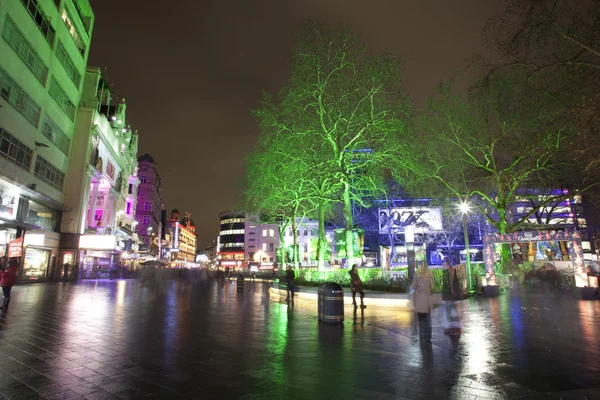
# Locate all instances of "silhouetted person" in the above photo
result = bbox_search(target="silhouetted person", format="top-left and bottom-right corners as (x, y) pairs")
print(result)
(63, 263), (70, 282)
(1, 259), (18, 310)
(285, 266), (295, 302)
(349, 264), (366, 309)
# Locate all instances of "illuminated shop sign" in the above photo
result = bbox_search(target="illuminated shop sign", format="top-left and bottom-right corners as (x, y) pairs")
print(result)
(24, 233), (45, 247)
(8, 237), (23, 257)
(378, 207), (443, 234)
(79, 235), (117, 250)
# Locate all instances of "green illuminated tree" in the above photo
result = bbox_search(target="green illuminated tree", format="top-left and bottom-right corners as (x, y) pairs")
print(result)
(254, 21), (412, 267)
(408, 77), (595, 271)
(245, 117), (315, 268)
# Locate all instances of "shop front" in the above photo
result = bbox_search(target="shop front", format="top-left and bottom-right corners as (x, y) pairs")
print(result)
(78, 231), (139, 279)
(21, 232), (60, 282)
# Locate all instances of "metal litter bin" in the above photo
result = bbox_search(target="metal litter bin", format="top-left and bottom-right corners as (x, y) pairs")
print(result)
(318, 282), (344, 324)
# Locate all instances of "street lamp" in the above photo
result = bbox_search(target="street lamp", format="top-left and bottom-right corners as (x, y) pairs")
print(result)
(458, 200), (474, 294)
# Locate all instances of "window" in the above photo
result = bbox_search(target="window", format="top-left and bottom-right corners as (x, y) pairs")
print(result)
(270, 257), (273, 263)
(20, 0), (55, 47)
(304, 244), (308, 253)
(297, 230), (300, 236)
(149, 203), (153, 211)
(248, 252), (254, 260)
(26, 199), (59, 232)
(41, 115), (70, 155)
(128, 183), (133, 194)
(34, 156), (65, 190)
(56, 41), (81, 87)
(126, 202), (132, 215)
(69, 0), (91, 34)
(2, 16), (49, 86)
(139, 176), (146, 183)
(49, 77), (75, 121)
(304, 230), (308, 236)
(144, 202), (148, 211)
(269, 229), (274, 236)
(269, 243), (274, 252)
(0, 126), (33, 170)
(220, 229), (244, 235)
(262, 229), (267, 237)
(61, 6), (86, 55)
(261, 243), (267, 251)
(0, 66), (41, 127)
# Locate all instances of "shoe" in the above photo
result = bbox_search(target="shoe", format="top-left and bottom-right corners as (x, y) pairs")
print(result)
(360, 304), (366, 309)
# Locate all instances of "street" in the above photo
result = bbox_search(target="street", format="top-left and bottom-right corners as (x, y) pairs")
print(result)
(0, 280), (599, 399)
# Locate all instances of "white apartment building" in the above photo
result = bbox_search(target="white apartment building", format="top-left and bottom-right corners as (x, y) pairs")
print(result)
(0, 0), (93, 282)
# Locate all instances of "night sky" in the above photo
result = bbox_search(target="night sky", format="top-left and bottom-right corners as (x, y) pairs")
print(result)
(87, 0), (505, 248)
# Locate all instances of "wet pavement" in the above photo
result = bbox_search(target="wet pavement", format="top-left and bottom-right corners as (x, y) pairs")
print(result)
(0, 279), (599, 400)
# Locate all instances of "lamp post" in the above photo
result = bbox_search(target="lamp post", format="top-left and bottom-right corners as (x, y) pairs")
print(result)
(458, 201), (473, 294)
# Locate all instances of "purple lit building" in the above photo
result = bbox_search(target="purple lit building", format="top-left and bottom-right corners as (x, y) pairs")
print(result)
(135, 154), (163, 256)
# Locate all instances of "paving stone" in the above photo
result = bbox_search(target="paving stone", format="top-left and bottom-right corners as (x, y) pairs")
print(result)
(0, 280), (599, 399)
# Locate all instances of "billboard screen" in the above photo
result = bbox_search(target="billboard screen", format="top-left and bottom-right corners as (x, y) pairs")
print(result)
(379, 207), (443, 234)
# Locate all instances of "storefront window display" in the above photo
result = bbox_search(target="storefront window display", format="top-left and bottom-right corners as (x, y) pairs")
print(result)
(82, 253), (113, 279)
(26, 200), (59, 232)
(23, 248), (50, 281)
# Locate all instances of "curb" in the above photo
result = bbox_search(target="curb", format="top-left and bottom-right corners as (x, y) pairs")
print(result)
(268, 286), (414, 310)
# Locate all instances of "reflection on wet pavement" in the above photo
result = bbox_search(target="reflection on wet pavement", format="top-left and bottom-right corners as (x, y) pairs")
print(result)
(0, 279), (599, 399)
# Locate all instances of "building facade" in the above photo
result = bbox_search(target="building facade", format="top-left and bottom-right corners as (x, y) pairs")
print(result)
(217, 211), (245, 269)
(163, 209), (196, 266)
(60, 68), (140, 279)
(0, 0), (94, 282)
(135, 153), (162, 257)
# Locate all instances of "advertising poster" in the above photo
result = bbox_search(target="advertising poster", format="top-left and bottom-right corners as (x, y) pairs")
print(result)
(379, 207), (443, 234)
(23, 248), (50, 281)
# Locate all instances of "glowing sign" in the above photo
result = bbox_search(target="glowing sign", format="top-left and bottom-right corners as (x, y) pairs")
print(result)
(8, 237), (23, 257)
(24, 233), (45, 247)
(379, 207), (443, 234)
(79, 235), (116, 250)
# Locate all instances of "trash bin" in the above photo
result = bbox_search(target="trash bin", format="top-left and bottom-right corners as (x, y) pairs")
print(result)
(318, 282), (344, 324)
(237, 275), (245, 290)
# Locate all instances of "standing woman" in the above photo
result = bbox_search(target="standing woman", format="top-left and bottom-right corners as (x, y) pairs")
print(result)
(412, 263), (433, 318)
(1, 258), (18, 310)
(349, 264), (366, 309)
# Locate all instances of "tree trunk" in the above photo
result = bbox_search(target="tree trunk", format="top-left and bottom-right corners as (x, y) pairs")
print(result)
(496, 207), (512, 275)
(317, 200), (326, 271)
(291, 218), (299, 271)
(277, 224), (286, 266)
(387, 230), (396, 271)
(342, 182), (356, 267)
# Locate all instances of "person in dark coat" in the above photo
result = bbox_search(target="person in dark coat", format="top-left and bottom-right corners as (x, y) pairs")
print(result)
(285, 265), (295, 302)
(349, 264), (366, 309)
(1, 259), (18, 310)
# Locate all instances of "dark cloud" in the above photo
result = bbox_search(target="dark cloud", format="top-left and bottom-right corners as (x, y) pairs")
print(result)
(88, 0), (505, 248)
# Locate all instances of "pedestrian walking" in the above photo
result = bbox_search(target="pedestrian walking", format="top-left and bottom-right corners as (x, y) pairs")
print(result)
(0, 256), (7, 271)
(1, 258), (18, 310)
(412, 263), (434, 341)
(285, 265), (295, 302)
(349, 264), (366, 309)
(412, 263), (433, 317)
